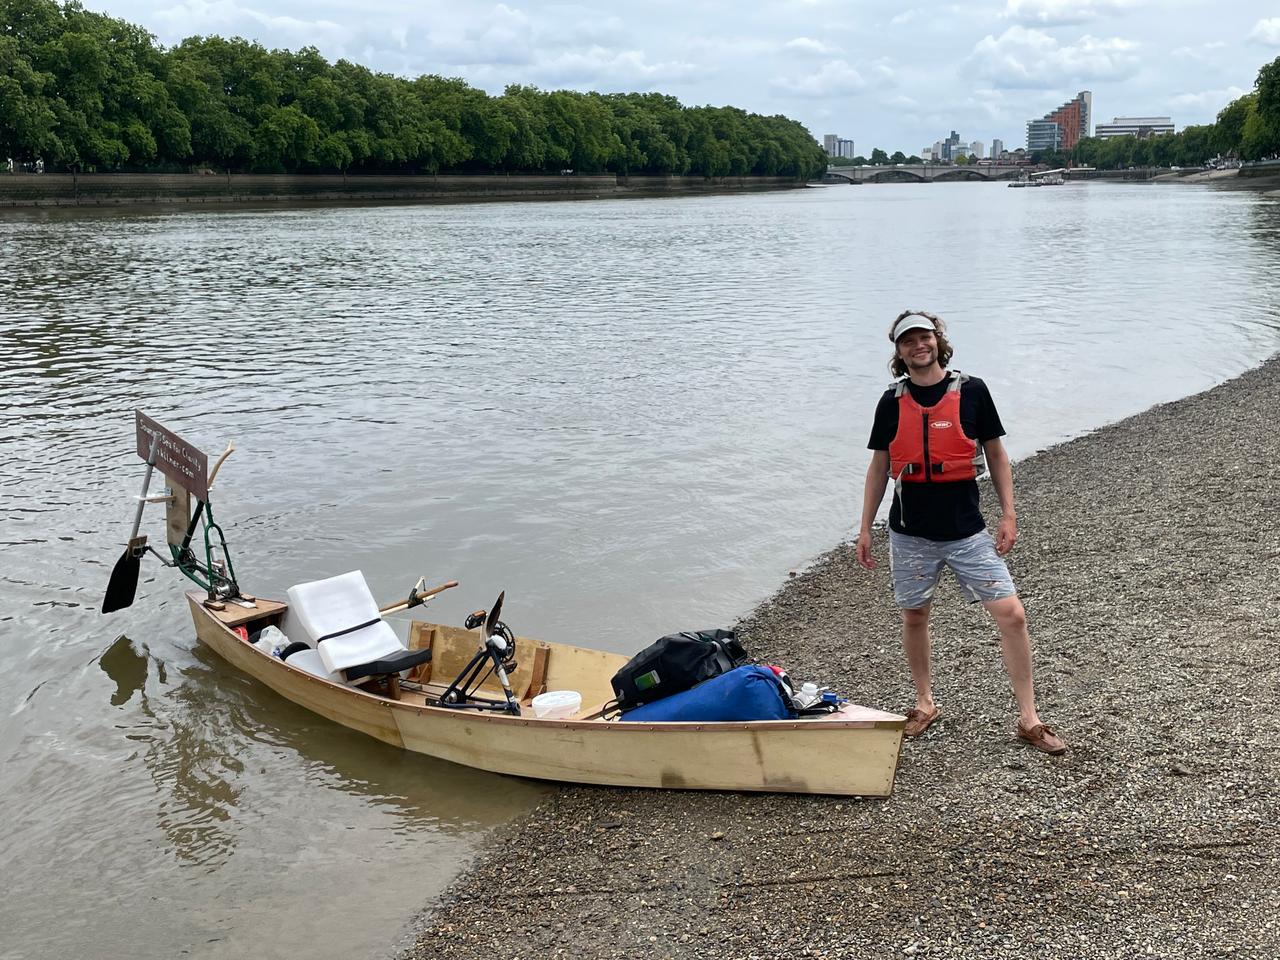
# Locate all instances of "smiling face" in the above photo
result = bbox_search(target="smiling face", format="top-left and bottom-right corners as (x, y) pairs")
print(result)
(896, 328), (939, 371)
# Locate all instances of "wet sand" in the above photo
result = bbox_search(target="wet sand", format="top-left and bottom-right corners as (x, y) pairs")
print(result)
(396, 358), (1280, 959)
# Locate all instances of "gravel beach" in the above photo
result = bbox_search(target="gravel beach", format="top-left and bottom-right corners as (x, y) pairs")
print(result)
(397, 358), (1280, 960)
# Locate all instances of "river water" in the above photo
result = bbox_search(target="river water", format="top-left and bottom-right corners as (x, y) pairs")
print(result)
(2, 182), (1279, 959)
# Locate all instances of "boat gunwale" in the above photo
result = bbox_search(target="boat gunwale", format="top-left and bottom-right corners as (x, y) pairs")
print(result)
(190, 591), (905, 733)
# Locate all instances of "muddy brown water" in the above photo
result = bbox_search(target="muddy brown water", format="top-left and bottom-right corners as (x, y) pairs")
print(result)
(2, 183), (1278, 959)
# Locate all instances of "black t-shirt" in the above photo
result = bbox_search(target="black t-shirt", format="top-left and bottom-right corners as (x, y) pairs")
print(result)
(867, 372), (1005, 541)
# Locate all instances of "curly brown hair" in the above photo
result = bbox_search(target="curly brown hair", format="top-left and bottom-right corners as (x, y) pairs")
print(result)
(888, 309), (954, 378)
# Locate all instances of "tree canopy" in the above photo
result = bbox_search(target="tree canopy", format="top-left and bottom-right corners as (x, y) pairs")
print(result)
(0, 0), (828, 178)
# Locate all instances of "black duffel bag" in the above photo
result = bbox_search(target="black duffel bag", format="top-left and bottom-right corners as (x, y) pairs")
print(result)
(610, 628), (749, 711)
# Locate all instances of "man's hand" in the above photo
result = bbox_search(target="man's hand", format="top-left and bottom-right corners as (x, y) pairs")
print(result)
(995, 514), (1017, 555)
(856, 530), (877, 569)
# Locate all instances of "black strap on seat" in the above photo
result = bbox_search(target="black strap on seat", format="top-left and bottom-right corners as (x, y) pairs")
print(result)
(317, 617), (382, 644)
(345, 647), (432, 682)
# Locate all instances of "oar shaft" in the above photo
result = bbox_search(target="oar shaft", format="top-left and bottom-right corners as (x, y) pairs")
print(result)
(129, 433), (162, 541)
(379, 580), (459, 615)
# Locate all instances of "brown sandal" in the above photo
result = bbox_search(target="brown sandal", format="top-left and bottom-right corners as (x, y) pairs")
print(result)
(904, 705), (940, 737)
(1017, 722), (1067, 755)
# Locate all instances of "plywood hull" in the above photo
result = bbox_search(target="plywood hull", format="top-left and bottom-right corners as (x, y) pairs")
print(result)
(188, 593), (904, 796)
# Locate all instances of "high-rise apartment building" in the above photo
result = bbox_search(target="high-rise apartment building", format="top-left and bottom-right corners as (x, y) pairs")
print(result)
(1026, 120), (1062, 152)
(1095, 117), (1174, 139)
(992, 138), (1005, 159)
(969, 141), (985, 159)
(823, 134), (857, 158)
(1025, 91), (1092, 153)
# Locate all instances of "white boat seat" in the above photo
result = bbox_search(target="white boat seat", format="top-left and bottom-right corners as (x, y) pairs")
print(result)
(285, 570), (432, 679)
(282, 648), (344, 683)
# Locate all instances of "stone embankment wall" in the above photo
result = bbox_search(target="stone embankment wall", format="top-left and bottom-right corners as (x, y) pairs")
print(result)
(1239, 158), (1280, 178)
(1063, 167), (1159, 180)
(0, 173), (805, 207)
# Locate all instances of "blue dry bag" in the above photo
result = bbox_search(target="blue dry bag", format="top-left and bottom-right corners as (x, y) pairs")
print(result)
(619, 665), (796, 723)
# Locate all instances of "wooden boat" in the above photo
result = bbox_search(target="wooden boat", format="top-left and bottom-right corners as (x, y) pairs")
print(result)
(188, 590), (905, 795)
(106, 412), (905, 797)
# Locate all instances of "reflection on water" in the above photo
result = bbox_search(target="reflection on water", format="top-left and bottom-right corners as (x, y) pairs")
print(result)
(1, 183), (1279, 959)
(99, 634), (150, 706)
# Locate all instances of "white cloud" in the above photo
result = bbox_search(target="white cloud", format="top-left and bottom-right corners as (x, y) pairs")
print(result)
(154, 0), (350, 50)
(681, 36), (787, 58)
(1251, 18), (1280, 46)
(868, 57), (897, 83)
(427, 4), (535, 66)
(968, 26), (1139, 89)
(784, 37), (839, 57)
(772, 59), (867, 97)
(1003, 0), (1134, 27)
(534, 47), (703, 88)
(1168, 85), (1247, 109)
(1172, 41), (1227, 60)
(890, 9), (921, 26)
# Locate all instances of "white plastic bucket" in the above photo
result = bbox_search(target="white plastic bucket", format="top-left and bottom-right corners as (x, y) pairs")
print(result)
(531, 690), (582, 719)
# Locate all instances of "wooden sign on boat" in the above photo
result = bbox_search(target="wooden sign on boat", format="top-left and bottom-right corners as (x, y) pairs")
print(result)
(103, 414), (906, 796)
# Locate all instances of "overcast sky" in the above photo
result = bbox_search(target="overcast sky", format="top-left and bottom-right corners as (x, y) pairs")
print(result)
(94, 0), (1280, 153)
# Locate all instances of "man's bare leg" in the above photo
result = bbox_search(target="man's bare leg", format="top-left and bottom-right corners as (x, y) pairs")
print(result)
(982, 594), (1042, 729)
(901, 603), (935, 712)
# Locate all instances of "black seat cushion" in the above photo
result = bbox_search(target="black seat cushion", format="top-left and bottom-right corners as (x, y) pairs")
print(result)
(345, 647), (432, 682)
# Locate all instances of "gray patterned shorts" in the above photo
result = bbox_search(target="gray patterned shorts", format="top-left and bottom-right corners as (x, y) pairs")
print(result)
(887, 529), (1017, 609)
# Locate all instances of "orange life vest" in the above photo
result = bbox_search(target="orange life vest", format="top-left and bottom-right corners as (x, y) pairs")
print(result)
(888, 372), (986, 483)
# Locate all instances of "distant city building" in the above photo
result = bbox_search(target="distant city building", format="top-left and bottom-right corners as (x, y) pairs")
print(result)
(922, 147), (934, 162)
(822, 134), (857, 158)
(969, 141), (985, 159)
(1026, 91), (1092, 153)
(941, 130), (962, 162)
(931, 140), (943, 161)
(954, 145), (970, 161)
(1026, 120), (1062, 152)
(992, 138), (1004, 159)
(1095, 116), (1175, 139)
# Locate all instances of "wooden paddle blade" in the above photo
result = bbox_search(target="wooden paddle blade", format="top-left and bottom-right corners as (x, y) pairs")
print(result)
(485, 591), (505, 636)
(102, 550), (140, 614)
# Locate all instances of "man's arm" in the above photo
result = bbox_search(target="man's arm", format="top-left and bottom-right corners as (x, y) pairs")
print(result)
(856, 450), (890, 569)
(983, 437), (1017, 555)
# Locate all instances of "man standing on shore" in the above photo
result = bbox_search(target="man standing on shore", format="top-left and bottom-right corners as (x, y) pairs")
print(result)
(855, 310), (1066, 755)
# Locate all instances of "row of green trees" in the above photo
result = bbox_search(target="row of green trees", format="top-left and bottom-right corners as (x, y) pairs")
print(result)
(1050, 55), (1280, 170)
(829, 149), (926, 167)
(0, 0), (828, 178)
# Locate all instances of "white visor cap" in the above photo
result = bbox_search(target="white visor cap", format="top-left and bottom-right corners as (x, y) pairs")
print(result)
(892, 314), (936, 341)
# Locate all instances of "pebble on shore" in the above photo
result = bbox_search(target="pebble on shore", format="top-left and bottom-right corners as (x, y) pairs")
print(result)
(396, 358), (1280, 960)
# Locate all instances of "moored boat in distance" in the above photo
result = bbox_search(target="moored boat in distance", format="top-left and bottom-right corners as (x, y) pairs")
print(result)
(104, 412), (906, 797)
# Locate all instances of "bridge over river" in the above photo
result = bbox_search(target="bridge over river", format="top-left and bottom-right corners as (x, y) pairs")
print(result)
(826, 164), (1032, 183)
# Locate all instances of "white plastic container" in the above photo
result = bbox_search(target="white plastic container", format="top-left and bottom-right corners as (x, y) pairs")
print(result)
(796, 681), (820, 709)
(253, 624), (288, 656)
(531, 690), (582, 719)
